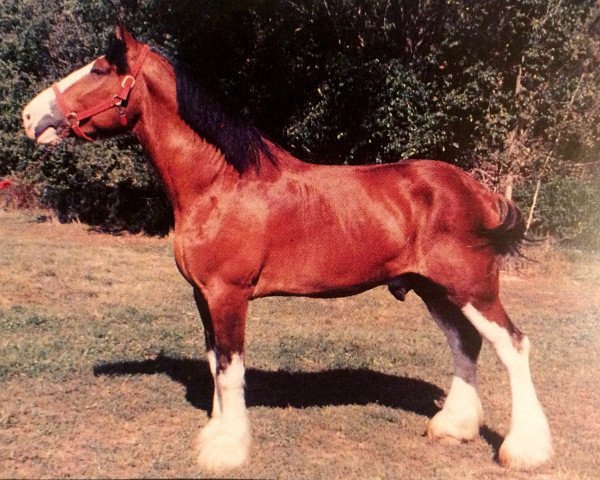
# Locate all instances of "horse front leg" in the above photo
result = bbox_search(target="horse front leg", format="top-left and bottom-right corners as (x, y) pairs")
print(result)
(193, 288), (221, 420)
(193, 285), (251, 473)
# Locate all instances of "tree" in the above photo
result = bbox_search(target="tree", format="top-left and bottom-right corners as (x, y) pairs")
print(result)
(1, 0), (598, 245)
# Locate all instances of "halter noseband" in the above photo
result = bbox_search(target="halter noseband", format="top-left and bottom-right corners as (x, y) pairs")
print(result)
(52, 44), (151, 142)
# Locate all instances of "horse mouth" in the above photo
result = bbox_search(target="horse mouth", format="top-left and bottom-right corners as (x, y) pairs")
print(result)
(34, 126), (63, 145)
(30, 113), (69, 145)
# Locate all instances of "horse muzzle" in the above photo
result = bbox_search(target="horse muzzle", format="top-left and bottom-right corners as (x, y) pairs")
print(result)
(32, 114), (70, 145)
(22, 92), (69, 145)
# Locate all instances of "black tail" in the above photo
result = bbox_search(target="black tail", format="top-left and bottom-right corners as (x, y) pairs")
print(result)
(478, 197), (526, 256)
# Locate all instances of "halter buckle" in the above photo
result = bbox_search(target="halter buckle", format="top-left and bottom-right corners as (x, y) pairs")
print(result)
(66, 112), (80, 127)
(121, 75), (135, 89)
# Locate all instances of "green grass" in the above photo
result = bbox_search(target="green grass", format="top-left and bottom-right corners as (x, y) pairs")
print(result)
(0, 210), (599, 478)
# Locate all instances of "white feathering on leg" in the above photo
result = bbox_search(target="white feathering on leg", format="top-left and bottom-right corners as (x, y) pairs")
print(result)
(461, 303), (553, 469)
(428, 375), (483, 442)
(197, 354), (250, 472)
(206, 350), (221, 419)
(427, 307), (483, 443)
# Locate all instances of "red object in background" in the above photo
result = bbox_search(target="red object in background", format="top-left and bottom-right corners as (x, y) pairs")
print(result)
(0, 179), (12, 190)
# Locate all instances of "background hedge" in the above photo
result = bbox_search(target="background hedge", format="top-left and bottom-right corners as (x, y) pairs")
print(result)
(1, 0), (598, 245)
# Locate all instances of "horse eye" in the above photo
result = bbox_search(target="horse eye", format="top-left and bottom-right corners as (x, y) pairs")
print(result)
(91, 67), (109, 76)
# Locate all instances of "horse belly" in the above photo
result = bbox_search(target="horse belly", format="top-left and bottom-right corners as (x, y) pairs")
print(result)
(254, 215), (413, 298)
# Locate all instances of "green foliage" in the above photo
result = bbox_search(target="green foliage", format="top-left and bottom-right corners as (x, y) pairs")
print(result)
(36, 138), (172, 234)
(0, 0), (171, 233)
(515, 178), (600, 249)
(0, 0), (598, 245)
(370, 60), (452, 161)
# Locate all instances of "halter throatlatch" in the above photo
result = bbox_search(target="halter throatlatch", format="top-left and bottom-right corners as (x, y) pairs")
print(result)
(52, 44), (151, 142)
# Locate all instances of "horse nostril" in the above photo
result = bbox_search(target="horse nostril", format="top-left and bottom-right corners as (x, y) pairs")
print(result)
(26, 114), (31, 120)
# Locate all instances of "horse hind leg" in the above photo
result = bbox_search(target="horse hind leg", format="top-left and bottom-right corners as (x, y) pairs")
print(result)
(461, 298), (553, 469)
(423, 295), (484, 443)
(389, 275), (484, 441)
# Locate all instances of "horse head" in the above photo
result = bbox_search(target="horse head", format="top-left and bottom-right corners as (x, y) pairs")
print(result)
(22, 23), (149, 145)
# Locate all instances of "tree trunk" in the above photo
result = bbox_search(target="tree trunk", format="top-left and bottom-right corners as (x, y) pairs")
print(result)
(525, 177), (542, 232)
(504, 173), (514, 200)
(524, 73), (585, 233)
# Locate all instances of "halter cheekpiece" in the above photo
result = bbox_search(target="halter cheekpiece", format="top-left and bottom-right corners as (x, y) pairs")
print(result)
(52, 44), (151, 142)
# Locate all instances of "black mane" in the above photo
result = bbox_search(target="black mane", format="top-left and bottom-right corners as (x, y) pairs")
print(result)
(104, 39), (274, 173)
(174, 64), (275, 173)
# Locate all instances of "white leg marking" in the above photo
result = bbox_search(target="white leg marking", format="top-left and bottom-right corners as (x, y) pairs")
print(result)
(428, 375), (483, 443)
(206, 350), (221, 419)
(428, 308), (483, 442)
(197, 353), (250, 472)
(22, 62), (95, 142)
(462, 303), (553, 469)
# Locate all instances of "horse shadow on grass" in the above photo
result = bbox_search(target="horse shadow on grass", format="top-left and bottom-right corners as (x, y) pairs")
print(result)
(93, 352), (441, 416)
(93, 352), (503, 457)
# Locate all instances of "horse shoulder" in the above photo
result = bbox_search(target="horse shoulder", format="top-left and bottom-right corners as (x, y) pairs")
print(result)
(173, 189), (268, 288)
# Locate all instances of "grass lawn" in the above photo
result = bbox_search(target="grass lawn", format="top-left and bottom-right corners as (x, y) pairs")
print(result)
(0, 209), (599, 479)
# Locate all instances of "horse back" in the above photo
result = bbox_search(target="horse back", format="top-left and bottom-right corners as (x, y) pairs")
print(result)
(252, 159), (504, 297)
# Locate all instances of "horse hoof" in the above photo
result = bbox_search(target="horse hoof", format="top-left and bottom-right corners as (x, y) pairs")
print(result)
(427, 405), (482, 443)
(196, 418), (250, 472)
(498, 431), (553, 470)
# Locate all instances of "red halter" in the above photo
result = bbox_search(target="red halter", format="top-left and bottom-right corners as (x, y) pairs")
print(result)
(52, 44), (151, 142)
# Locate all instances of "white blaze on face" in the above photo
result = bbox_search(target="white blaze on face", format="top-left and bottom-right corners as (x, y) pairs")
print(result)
(22, 61), (95, 144)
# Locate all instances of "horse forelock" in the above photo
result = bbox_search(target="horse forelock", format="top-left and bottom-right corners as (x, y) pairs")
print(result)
(104, 39), (129, 75)
(173, 64), (275, 174)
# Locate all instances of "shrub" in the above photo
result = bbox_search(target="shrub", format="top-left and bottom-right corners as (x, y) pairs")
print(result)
(514, 177), (600, 250)
(0, 174), (42, 210)
(2, 0), (599, 241)
(32, 137), (173, 235)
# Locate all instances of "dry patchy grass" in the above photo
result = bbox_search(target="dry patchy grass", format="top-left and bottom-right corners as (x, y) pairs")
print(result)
(0, 210), (599, 479)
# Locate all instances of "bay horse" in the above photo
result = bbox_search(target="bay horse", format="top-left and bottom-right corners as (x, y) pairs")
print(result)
(22, 24), (552, 472)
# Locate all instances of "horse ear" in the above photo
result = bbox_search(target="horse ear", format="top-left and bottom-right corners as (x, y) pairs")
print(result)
(115, 20), (138, 49)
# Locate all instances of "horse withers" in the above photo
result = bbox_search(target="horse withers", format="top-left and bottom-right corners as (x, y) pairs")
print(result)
(22, 24), (553, 472)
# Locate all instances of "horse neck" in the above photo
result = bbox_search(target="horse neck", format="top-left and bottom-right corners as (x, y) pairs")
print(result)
(131, 56), (243, 214)
(131, 54), (309, 218)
